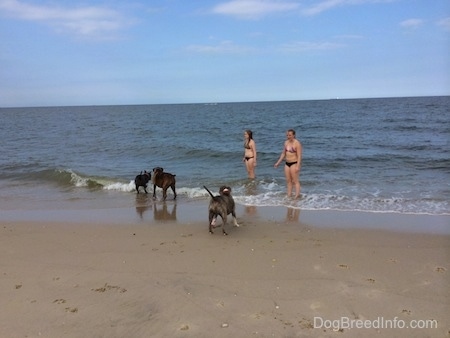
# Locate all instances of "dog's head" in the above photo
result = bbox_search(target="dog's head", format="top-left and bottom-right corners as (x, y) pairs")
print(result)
(136, 170), (151, 182)
(219, 186), (232, 196)
(152, 167), (164, 174)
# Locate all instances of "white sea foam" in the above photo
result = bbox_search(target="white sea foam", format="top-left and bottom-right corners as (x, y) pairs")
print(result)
(104, 181), (136, 192)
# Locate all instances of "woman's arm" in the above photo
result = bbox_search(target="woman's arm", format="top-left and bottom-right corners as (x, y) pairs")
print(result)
(274, 143), (286, 167)
(251, 140), (257, 163)
(296, 141), (302, 170)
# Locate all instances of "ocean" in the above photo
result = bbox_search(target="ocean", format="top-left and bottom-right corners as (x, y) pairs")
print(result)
(1, 96), (449, 219)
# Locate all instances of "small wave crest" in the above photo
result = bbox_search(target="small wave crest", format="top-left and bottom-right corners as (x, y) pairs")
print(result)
(22, 169), (132, 191)
(233, 191), (450, 215)
(103, 181), (136, 192)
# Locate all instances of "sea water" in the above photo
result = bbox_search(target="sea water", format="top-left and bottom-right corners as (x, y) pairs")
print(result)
(1, 96), (449, 216)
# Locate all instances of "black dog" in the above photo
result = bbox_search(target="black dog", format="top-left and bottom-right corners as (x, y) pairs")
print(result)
(135, 171), (151, 194)
(204, 185), (240, 235)
(152, 167), (177, 200)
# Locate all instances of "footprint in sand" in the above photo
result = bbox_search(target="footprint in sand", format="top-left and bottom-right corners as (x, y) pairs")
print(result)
(92, 283), (127, 293)
(435, 266), (446, 273)
(310, 302), (321, 311)
(366, 289), (382, 299)
(250, 312), (265, 320)
(338, 264), (349, 269)
(313, 265), (327, 274)
(53, 299), (67, 304)
(299, 318), (314, 329)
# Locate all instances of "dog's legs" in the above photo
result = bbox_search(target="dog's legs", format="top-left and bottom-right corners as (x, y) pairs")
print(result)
(222, 215), (228, 235)
(144, 185), (148, 194)
(153, 185), (157, 199)
(171, 184), (177, 200)
(162, 188), (167, 201)
(232, 211), (240, 227)
(208, 212), (215, 234)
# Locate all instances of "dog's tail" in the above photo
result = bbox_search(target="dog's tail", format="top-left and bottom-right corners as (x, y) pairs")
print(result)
(203, 185), (215, 198)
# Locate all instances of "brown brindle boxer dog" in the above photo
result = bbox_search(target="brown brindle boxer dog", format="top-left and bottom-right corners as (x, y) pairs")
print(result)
(152, 167), (177, 200)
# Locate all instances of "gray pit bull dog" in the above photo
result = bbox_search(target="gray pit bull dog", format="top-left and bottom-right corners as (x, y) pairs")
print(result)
(204, 185), (240, 235)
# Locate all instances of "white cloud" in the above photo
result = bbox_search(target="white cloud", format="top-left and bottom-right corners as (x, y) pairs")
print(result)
(437, 17), (450, 31)
(279, 41), (345, 52)
(186, 39), (345, 55)
(212, 0), (299, 19)
(301, 0), (344, 16)
(301, 0), (395, 16)
(399, 18), (424, 29)
(186, 40), (255, 54)
(0, 0), (130, 39)
(334, 34), (364, 39)
(209, 0), (398, 18)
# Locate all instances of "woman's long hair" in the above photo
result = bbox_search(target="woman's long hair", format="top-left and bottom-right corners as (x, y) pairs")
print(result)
(244, 129), (253, 148)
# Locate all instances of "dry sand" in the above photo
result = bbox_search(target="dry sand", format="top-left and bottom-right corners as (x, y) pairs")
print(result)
(0, 207), (449, 337)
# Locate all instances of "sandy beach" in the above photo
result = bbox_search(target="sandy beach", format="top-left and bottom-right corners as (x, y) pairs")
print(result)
(0, 204), (449, 338)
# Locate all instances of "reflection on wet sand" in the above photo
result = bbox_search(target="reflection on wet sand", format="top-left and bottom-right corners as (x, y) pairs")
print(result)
(245, 205), (257, 216)
(153, 202), (177, 221)
(135, 194), (151, 219)
(135, 195), (177, 221)
(286, 207), (300, 222)
(244, 179), (258, 216)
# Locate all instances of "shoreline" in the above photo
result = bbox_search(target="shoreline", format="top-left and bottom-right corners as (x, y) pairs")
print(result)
(1, 198), (449, 235)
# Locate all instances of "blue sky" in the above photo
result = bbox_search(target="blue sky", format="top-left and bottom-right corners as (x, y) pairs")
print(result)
(1, 0), (449, 107)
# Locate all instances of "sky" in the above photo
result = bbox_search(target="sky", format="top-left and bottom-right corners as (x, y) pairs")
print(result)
(0, 0), (449, 107)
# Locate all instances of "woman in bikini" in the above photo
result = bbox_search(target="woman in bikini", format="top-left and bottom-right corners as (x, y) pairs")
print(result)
(274, 129), (302, 198)
(243, 129), (257, 179)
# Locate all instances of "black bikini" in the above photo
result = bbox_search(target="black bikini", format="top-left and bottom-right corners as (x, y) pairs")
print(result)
(285, 161), (297, 167)
(244, 140), (253, 161)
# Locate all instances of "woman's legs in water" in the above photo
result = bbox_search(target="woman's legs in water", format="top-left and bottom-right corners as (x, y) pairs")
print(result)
(284, 164), (293, 196)
(245, 157), (256, 179)
(284, 164), (301, 198)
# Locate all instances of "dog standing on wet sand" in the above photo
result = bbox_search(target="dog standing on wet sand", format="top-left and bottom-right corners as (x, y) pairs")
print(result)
(152, 167), (177, 200)
(134, 171), (151, 194)
(203, 185), (240, 235)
